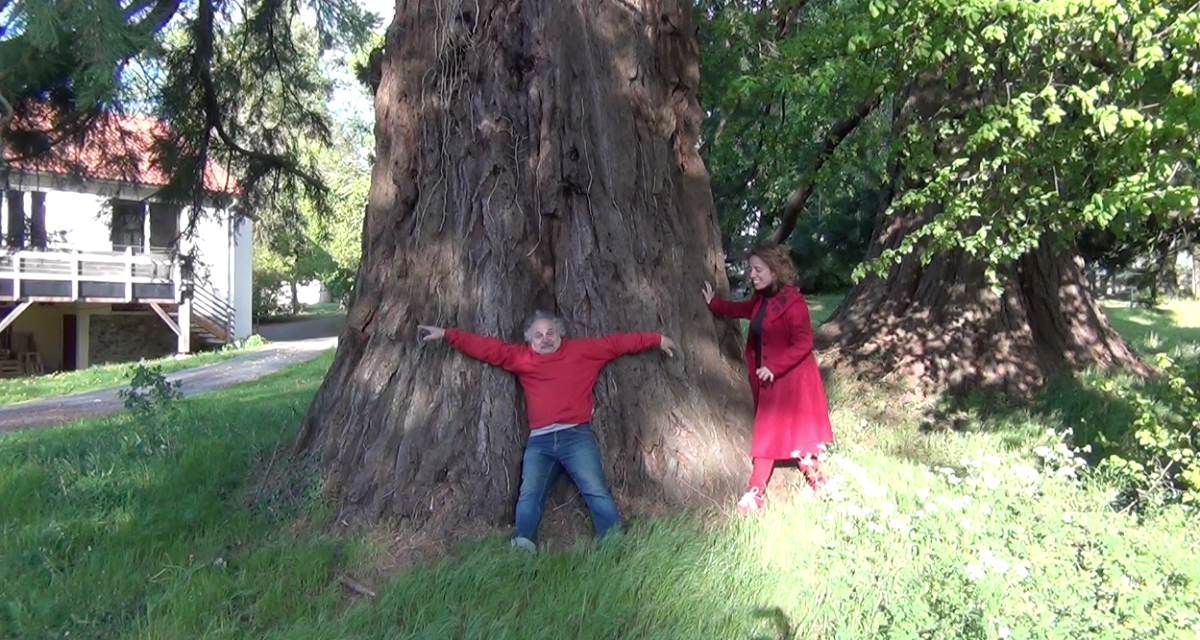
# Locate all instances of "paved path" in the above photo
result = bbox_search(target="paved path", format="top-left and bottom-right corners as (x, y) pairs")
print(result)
(0, 336), (338, 434)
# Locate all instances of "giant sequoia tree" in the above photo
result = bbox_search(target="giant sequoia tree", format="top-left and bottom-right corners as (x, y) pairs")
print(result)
(294, 0), (754, 528)
(700, 0), (1200, 395)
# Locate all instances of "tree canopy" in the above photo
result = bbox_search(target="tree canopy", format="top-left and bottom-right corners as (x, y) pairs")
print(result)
(699, 0), (1200, 289)
(1, 0), (378, 225)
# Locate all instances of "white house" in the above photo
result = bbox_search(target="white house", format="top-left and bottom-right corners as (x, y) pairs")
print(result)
(0, 111), (252, 375)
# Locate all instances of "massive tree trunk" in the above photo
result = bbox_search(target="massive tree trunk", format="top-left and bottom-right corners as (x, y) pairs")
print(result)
(817, 214), (1148, 397)
(296, 0), (753, 533)
(815, 80), (1148, 397)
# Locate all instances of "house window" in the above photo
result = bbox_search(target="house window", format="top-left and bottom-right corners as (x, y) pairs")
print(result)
(111, 200), (146, 252)
(148, 202), (181, 251)
(30, 192), (47, 250)
(5, 190), (25, 249)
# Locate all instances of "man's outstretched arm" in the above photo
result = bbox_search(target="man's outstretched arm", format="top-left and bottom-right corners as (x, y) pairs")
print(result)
(418, 325), (523, 370)
(576, 332), (677, 362)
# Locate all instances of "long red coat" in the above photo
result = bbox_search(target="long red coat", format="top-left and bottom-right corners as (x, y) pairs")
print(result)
(709, 285), (834, 460)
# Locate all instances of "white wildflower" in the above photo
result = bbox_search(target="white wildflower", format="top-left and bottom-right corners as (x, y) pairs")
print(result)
(998, 624), (1011, 639)
(1011, 465), (1039, 482)
(1013, 563), (1029, 580)
(982, 472), (1001, 489)
(863, 484), (888, 499)
(866, 521), (884, 533)
(966, 563), (986, 581)
(916, 487), (931, 501)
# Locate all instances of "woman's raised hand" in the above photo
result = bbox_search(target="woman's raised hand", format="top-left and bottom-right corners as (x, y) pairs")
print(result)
(702, 282), (715, 305)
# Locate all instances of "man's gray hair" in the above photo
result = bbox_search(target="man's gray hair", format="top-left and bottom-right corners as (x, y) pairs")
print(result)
(523, 310), (566, 342)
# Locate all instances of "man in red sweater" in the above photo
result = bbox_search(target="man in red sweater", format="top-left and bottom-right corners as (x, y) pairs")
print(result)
(418, 311), (677, 553)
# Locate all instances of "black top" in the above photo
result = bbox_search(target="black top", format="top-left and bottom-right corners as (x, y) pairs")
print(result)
(748, 286), (778, 369)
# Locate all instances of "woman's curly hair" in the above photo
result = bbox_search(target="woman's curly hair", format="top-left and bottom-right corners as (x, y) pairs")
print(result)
(747, 242), (799, 288)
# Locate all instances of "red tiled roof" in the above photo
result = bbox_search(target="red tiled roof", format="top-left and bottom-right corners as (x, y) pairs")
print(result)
(3, 108), (240, 195)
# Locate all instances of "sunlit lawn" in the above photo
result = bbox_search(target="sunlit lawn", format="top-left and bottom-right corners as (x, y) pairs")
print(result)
(1102, 298), (1200, 359)
(2, 297), (1199, 639)
(0, 348), (254, 407)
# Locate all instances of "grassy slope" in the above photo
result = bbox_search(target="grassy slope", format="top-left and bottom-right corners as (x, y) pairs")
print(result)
(2, 300), (1199, 640)
(0, 349), (255, 408)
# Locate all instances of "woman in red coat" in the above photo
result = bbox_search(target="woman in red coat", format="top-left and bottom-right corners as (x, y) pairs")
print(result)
(704, 243), (834, 513)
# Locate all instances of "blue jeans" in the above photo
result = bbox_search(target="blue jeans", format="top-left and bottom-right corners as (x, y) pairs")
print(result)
(512, 424), (621, 544)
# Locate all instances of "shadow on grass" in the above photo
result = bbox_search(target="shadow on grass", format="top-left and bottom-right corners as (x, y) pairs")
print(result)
(916, 361), (1196, 488)
(751, 606), (796, 640)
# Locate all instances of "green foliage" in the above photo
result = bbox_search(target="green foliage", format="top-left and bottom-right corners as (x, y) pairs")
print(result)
(252, 61), (370, 316)
(253, 239), (297, 318)
(697, 0), (888, 285)
(859, 0), (1200, 281)
(697, 0), (1199, 289)
(117, 363), (183, 418)
(1, 0), (378, 241)
(1093, 354), (1200, 506)
(229, 334), (269, 351)
(0, 1), (161, 110)
(251, 120), (367, 318)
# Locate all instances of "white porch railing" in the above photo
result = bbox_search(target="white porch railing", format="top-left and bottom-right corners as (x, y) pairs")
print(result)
(1, 246), (237, 347)
(0, 246), (181, 302)
(187, 282), (235, 343)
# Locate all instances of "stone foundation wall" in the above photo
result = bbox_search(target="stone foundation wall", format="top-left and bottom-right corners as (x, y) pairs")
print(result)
(89, 314), (176, 366)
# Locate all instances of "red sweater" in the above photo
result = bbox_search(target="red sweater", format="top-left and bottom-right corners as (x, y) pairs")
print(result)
(445, 329), (663, 430)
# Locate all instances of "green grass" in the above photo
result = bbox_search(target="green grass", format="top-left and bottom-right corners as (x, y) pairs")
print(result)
(257, 302), (344, 325)
(301, 301), (343, 316)
(805, 293), (844, 326)
(1102, 298), (1200, 360)
(0, 355), (334, 640)
(0, 348), (256, 407)
(3, 301), (1200, 640)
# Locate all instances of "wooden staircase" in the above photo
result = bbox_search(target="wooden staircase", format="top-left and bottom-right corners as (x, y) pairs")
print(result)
(147, 281), (235, 354)
(186, 283), (235, 348)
